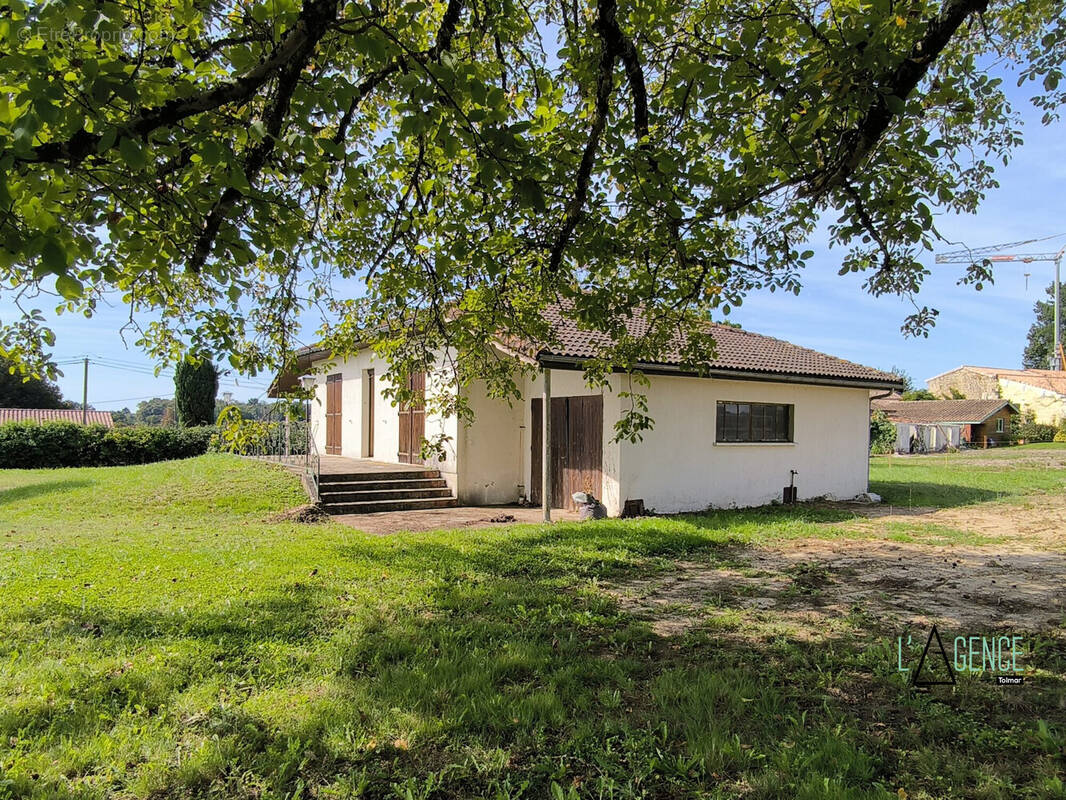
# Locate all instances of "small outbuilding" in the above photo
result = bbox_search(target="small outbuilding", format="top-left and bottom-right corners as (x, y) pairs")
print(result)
(871, 398), (1017, 452)
(927, 366), (1066, 426)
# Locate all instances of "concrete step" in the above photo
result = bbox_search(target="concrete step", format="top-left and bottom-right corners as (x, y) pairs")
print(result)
(319, 469), (440, 483)
(324, 496), (460, 514)
(321, 487), (454, 502)
(319, 477), (449, 493)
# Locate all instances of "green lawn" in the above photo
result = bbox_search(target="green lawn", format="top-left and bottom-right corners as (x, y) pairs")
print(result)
(870, 443), (1066, 507)
(1, 454), (1064, 799)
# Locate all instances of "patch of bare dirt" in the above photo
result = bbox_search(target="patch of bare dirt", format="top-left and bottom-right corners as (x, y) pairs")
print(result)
(610, 496), (1066, 638)
(952, 450), (1066, 469)
(268, 504), (331, 523)
(844, 493), (1066, 551)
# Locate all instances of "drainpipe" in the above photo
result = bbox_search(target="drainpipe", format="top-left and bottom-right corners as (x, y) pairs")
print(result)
(543, 367), (552, 523)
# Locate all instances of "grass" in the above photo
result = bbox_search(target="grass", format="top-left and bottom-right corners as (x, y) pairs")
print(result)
(869, 443), (1066, 507)
(0, 453), (1064, 799)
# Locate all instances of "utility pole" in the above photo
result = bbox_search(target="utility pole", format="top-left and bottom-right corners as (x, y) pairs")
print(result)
(82, 357), (88, 424)
(936, 237), (1066, 370)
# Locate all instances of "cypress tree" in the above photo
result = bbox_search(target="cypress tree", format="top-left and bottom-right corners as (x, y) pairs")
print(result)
(174, 359), (218, 427)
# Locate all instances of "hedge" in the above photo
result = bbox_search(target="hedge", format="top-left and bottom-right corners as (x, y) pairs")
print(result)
(1013, 421), (1058, 444)
(0, 422), (216, 469)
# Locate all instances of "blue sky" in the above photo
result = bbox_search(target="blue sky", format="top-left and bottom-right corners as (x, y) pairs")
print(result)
(733, 85), (1066, 387)
(24, 68), (1066, 410)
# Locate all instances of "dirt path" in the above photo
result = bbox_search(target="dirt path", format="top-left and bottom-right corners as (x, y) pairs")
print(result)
(610, 495), (1066, 637)
(847, 492), (1066, 551)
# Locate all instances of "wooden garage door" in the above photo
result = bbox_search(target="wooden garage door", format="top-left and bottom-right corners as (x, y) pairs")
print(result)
(530, 395), (603, 509)
(325, 374), (342, 455)
(397, 372), (426, 465)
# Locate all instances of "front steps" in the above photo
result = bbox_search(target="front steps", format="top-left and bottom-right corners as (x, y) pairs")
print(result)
(317, 469), (458, 514)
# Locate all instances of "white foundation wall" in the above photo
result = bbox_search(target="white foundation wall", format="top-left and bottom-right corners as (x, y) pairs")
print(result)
(307, 352), (458, 488)
(619, 376), (871, 513)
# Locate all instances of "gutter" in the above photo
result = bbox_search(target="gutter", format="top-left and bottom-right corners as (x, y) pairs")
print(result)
(536, 355), (906, 392)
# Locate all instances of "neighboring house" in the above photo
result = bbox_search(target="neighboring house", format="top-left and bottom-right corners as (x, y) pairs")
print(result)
(273, 306), (901, 514)
(871, 397), (1017, 451)
(927, 366), (1066, 425)
(0, 408), (115, 427)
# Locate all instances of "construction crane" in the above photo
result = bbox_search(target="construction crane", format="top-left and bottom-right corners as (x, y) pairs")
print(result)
(936, 235), (1066, 370)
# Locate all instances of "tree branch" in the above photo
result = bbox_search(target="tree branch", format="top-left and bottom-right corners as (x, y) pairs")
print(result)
(547, 0), (619, 274)
(804, 0), (989, 197)
(17, 0), (339, 166)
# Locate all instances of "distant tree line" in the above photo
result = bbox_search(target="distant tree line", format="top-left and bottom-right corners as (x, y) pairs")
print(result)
(0, 356), (74, 409)
(111, 396), (276, 427)
(3, 354), (281, 427)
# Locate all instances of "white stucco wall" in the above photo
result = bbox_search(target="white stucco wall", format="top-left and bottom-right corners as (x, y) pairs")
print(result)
(305, 351), (458, 488)
(302, 352), (874, 514)
(618, 375), (872, 513)
(454, 380), (525, 505)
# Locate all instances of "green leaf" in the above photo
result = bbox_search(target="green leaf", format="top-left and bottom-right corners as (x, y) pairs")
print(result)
(228, 163), (251, 194)
(118, 137), (146, 169)
(40, 239), (68, 273)
(97, 128), (118, 154)
(884, 94), (906, 115)
(56, 274), (84, 300)
(514, 178), (545, 211)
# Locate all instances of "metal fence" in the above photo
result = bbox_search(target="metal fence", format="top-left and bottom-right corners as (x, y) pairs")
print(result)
(242, 414), (320, 502)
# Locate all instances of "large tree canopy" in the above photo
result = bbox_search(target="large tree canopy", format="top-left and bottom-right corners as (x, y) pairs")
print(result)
(0, 0), (1063, 432)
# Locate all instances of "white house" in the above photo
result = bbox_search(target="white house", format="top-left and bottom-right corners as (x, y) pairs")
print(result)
(273, 306), (901, 515)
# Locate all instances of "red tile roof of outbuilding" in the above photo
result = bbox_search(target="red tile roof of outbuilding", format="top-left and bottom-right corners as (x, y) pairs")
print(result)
(871, 398), (1016, 425)
(0, 408), (115, 427)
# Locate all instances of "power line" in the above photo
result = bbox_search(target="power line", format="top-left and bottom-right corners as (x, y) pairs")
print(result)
(53, 355), (270, 388)
(88, 394), (168, 405)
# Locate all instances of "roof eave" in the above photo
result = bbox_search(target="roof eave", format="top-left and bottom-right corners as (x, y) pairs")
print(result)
(536, 354), (905, 391)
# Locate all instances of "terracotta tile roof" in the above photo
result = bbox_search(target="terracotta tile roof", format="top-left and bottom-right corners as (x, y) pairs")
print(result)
(536, 304), (902, 387)
(961, 366), (1066, 396)
(871, 398), (1016, 425)
(0, 408), (115, 427)
(274, 303), (903, 392)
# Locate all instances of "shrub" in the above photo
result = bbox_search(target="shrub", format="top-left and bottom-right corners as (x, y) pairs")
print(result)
(901, 389), (936, 401)
(1054, 430), (1066, 443)
(869, 410), (896, 454)
(1014, 421), (1057, 444)
(210, 406), (309, 456)
(0, 422), (216, 469)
